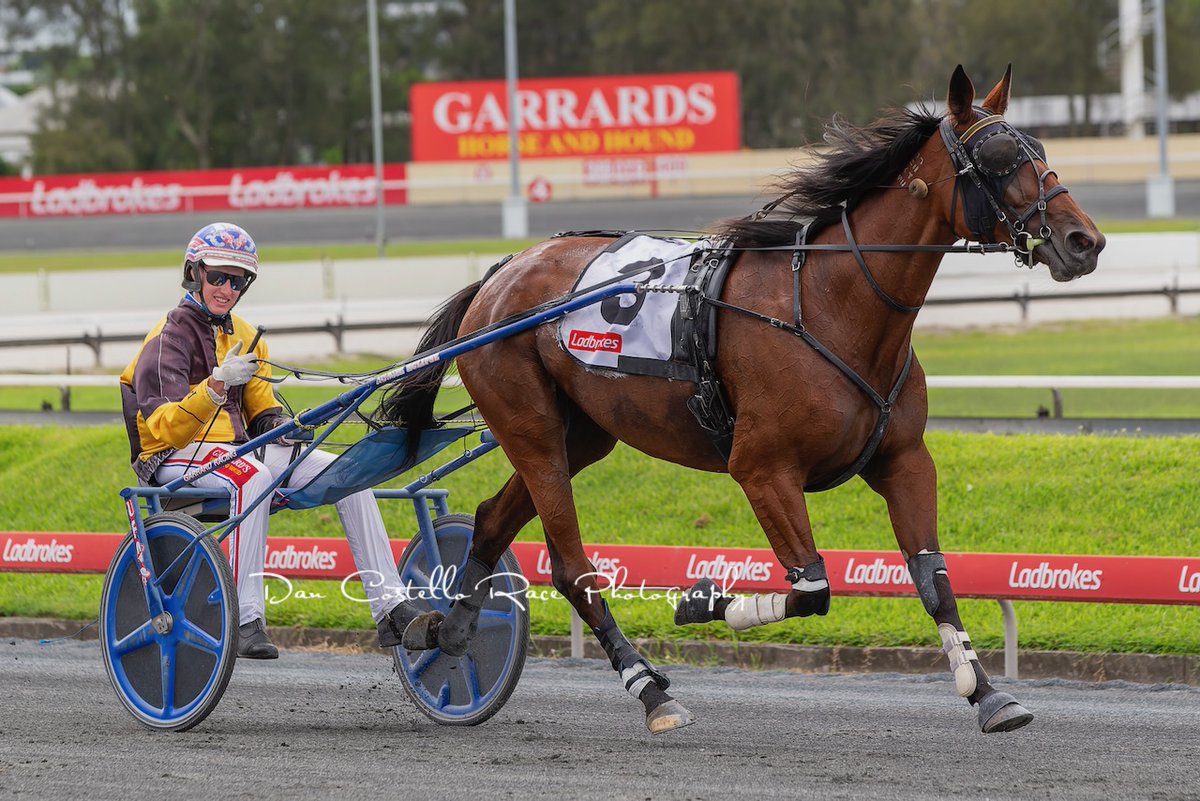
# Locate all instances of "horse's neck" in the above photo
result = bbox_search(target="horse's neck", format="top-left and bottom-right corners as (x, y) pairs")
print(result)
(807, 196), (951, 375)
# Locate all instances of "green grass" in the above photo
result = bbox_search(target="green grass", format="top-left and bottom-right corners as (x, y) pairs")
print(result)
(1, 425), (1198, 654)
(6, 317), (1197, 418)
(1094, 217), (1200, 233)
(917, 316), (1200, 417)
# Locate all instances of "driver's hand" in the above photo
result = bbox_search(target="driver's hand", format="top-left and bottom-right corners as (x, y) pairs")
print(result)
(211, 340), (258, 388)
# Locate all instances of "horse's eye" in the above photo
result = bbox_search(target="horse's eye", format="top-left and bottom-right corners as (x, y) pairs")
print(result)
(974, 133), (1020, 177)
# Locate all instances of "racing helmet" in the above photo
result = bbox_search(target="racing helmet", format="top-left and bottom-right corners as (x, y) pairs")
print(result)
(181, 222), (259, 292)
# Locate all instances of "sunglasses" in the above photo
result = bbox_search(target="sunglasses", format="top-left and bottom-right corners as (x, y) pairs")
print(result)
(201, 268), (250, 292)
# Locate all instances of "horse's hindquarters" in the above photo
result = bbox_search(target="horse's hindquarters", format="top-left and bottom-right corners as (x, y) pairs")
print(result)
(454, 237), (729, 474)
(537, 339), (728, 472)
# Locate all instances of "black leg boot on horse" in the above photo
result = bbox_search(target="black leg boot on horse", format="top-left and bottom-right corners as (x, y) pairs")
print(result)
(907, 550), (1032, 732)
(398, 556), (491, 654)
(592, 600), (692, 734)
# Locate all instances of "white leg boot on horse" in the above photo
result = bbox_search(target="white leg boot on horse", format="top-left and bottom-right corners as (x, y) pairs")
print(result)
(676, 463), (832, 630)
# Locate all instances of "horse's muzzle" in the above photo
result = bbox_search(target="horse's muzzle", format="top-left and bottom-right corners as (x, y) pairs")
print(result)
(1044, 226), (1105, 282)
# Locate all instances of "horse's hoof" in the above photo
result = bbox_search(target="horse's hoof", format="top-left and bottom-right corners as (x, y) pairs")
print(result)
(674, 578), (721, 625)
(400, 611), (444, 650)
(645, 699), (696, 735)
(978, 691), (1034, 733)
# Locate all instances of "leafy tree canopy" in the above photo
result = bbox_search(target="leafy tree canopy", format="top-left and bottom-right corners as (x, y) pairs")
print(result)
(7, 0), (1198, 174)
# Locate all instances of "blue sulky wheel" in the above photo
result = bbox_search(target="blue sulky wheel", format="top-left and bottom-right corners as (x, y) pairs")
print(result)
(393, 513), (529, 726)
(100, 512), (238, 731)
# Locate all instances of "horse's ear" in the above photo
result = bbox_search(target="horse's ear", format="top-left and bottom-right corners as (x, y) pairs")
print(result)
(981, 64), (1012, 115)
(947, 64), (976, 126)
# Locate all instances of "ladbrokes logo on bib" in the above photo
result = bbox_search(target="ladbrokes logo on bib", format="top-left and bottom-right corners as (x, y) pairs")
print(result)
(568, 330), (623, 353)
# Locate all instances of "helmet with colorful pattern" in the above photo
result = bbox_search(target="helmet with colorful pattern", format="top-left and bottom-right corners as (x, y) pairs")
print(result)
(181, 222), (259, 292)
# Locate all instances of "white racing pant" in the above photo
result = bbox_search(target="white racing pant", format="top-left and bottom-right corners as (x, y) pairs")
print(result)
(156, 442), (406, 627)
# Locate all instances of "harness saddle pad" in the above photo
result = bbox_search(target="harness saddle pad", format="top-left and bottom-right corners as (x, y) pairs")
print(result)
(558, 234), (709, 380)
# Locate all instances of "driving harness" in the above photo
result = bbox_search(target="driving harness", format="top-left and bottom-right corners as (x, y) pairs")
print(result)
(553, 108), (1069, 492)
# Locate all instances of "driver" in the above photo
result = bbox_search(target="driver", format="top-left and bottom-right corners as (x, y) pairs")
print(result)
(119, 222), (424, 659)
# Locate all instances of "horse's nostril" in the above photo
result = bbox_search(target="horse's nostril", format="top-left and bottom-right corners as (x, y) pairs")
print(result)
(1067, 230), (1096, 253)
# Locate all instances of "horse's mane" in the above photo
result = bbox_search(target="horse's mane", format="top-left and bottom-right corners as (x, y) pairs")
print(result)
(714, 106), (943, 248)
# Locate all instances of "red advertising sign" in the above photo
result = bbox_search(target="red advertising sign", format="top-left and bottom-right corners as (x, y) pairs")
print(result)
(5, 531), (1200, 608)
(410, 71), (741, 161)
(0, 164), (407, 219)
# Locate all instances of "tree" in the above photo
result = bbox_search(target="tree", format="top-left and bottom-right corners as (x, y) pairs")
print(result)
(16, 0), (1200, 172)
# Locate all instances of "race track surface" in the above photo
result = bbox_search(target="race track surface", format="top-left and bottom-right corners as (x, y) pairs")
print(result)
(3, 639), (1199, 800)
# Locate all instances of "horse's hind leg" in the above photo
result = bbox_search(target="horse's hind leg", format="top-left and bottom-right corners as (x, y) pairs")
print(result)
(405, 400), (613, 649)
(416, 388), (693, 733)
(469, 382), (692, 733)
(862, 441), (1033, 734)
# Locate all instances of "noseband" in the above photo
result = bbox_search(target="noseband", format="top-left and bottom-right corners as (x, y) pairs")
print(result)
(939, 111), (1069, 267)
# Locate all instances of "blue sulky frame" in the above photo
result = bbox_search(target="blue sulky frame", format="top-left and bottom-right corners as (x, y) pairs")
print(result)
(105, 280), (642, 731)
(120, 279), (639, 604)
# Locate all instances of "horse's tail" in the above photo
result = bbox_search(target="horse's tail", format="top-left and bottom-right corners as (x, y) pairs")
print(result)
(375, 278), (484, 433)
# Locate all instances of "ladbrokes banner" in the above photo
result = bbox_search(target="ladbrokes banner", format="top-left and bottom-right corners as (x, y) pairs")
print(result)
(0, 164), (407, 218)
(5, 531), (1200, 606)
(410, 71), (741, 161)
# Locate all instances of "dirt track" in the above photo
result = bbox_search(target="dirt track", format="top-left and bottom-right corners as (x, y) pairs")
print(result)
(4, 638), (1200, 801)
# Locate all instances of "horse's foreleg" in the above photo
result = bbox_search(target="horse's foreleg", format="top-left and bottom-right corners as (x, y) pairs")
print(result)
(677, 466), (830, 630)
(862, 442), (1033, 734)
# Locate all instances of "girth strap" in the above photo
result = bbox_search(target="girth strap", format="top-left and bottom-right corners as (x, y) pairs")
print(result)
(703, 291), (915, 492)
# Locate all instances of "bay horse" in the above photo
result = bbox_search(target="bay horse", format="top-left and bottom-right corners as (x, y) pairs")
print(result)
(378, 66), (1104, 734)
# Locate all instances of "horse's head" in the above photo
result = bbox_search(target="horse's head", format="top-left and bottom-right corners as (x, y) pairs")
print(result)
(940, 65), (1104, 282)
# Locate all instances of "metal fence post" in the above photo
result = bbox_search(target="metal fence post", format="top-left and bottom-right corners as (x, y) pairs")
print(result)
(322, 256), (335, 301)
(1016, 284), (1031, 322)
(998, 599), (1018, 679)
(38, 267), (50, 312)
(570, 609), (584, 659)
(82, 331), (103, 367)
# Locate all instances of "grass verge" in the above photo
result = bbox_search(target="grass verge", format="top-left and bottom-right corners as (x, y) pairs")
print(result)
(0, 239), (541, 274)
(4, 317), (1198, 418)
(1, 427), (1198, 654)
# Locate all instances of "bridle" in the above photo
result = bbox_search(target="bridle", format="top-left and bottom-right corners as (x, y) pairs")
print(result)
(682, 108), (1075, 484)
(938, 109), (1069, 268)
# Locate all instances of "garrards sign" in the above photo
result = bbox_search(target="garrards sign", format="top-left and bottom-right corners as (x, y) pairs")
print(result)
(409, 72), (741, 161)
